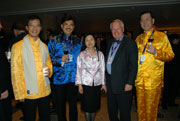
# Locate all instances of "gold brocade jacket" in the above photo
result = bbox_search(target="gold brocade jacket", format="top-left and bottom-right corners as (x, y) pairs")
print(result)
(11, 35), (53, 100)
(135, 30), (174, 90)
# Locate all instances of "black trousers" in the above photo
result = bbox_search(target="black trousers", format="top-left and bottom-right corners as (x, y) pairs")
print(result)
(162, 74), (180, 106)
(0, 97), (12, 121)
(22, 95), (50, 121)
(54, 83), (78, 121)
(106, 75), (132, 121)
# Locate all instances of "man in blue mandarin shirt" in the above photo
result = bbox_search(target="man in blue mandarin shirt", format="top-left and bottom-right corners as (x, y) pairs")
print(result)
(48, 14), (82, 121)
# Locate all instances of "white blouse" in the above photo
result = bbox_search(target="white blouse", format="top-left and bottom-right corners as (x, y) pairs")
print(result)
(75, 49), (105, 86)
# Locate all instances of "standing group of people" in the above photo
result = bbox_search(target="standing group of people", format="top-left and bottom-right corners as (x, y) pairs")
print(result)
(0, 10), (175, 121)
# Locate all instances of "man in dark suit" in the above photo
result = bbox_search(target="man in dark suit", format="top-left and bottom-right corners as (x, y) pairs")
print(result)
(0, 20), (8, 52)
(106, 19), (138, 121)
(0, 45), (12, 121)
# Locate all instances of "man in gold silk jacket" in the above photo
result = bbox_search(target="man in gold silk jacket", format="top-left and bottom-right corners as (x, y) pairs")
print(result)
(135, 11), (174, 121)
(11, 16), (52, 121)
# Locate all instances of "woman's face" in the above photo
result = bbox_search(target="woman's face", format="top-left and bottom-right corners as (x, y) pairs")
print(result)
(85, 35), (95, 49)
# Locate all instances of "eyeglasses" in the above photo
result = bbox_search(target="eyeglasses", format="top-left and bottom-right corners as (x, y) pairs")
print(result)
(28, 24), (41, 28)
(140, 18), (152, 23)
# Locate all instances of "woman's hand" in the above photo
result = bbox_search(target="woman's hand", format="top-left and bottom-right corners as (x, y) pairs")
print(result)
(78, 85), (83, 94)
(101, 85), (107, 93)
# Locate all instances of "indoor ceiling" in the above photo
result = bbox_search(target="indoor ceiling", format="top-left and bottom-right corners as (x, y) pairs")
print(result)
(0, 0), (180, 35)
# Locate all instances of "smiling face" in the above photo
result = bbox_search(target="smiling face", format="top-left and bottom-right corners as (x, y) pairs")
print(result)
(85, 35), (95, 49)
(26, 19), (42, 40)
(61, 20), (75, 36)
(140, 13), (155, 33)
(111, 21), (124, 40)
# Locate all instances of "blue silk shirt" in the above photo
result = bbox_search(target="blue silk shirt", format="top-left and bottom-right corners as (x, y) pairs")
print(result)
(48, 33), (82, 85)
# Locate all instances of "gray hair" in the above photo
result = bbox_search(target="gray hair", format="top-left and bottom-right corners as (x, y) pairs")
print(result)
(110, 19), (124, 30)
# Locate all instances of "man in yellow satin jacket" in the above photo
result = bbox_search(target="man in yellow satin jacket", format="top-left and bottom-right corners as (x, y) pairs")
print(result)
(11, 15), (53, 121)
(135, 11), (174, 121)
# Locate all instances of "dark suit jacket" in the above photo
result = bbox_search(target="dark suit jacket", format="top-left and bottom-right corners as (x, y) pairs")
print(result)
(106, 36), (138, 94)
(9, 32), (26, 50)
(0, 45), (11, 94)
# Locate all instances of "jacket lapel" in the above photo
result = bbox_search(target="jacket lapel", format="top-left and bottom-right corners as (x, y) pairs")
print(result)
(106, 39), (114, 62)
(112, 36), (127, 65)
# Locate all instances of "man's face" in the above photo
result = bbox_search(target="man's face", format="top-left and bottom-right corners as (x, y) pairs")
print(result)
(111, 21), (124, 40)
(61, 20), (75, 35)
(140, 13), (154, 32)
(26, 19), (42, 38)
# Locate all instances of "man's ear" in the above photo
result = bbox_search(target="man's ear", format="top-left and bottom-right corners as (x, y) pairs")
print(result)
(152, 18), (155, 25)
(25, 26), (28, 31)
(40, 26), (42, 31)
(61, 24), (63, 30)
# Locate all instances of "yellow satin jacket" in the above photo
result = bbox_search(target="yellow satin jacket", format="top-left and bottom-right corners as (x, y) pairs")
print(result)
(11, 35), (53, 100)
(135, 30), (174, 90)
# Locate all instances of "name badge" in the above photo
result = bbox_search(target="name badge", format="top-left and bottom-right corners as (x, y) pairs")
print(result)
(27, 90), (30, 94)
(140, 55), (146, 64)
(108, 57), (112, 64)
(68, 54), (73, 62)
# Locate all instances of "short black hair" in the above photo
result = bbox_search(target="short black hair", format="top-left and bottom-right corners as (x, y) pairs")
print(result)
(61, 14), (75, 25)
(26, 15), (42, 26)
(139, 11), (154, 20)
(46, 29), (57, 37)
(12, 22), (25, 30)
(169, 34), (179, 42)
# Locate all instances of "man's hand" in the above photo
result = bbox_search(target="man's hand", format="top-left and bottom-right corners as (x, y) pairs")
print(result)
(0, 90), (8, 100)
(43, 67), (50, 77)
(62, 55), (68, 62)
(19, 99), (25, 102)
(147, 45), (157, 55)
(124, 84), (133, 91)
